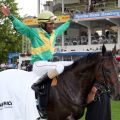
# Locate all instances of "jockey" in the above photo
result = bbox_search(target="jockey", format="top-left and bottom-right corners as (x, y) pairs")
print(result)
(1, 5), (73, 119)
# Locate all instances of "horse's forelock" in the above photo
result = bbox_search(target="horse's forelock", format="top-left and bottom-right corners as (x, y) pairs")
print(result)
(100, 51), (113, 59)
(106, 51), (113, 57)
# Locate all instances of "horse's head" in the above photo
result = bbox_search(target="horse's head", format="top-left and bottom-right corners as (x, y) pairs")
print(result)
(95, 44), (119, 100)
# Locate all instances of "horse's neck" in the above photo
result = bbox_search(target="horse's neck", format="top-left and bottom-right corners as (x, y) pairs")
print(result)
(58, 71), (87, 106)
(58, 59), (97, 105)
(71, 68), (95, 102)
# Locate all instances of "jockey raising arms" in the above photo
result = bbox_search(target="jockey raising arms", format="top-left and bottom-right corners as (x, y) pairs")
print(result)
(1, 5), (73, 119)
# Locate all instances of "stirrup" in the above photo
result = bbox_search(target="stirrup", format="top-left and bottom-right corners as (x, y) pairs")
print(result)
(36, 117), (47, 120)
(39, 109), (48, 119)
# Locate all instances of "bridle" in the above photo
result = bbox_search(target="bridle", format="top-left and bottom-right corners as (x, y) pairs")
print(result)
(94, 55), (117, 100)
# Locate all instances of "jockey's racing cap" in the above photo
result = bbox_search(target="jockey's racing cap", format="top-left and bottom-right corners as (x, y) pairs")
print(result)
(38, 11), (57, 24)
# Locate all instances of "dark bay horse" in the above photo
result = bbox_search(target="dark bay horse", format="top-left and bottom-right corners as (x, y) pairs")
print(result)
(39, 45), (119, 120)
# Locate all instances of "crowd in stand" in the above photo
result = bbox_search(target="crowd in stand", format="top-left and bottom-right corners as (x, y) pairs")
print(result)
(85, 0), (107, 12)
(56, 30), (117, 46)
(64, 0), (115, 14)
(84, 0), (109, 13)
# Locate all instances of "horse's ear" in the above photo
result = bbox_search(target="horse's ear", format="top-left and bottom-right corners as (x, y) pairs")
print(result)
(112, 44), (117, 56)
(102, 44), (106, 56)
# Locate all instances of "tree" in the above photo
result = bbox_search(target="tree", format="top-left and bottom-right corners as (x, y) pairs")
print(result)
(0, 0), (22, 63)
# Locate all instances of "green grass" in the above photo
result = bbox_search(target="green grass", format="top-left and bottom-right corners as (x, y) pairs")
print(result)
(111, 100), (120, 120)
(79, 100), (120, 120)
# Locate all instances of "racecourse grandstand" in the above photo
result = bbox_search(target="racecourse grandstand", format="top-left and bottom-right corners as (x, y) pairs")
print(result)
(22, 0), (120, 58)
(54, 0), (120, 53)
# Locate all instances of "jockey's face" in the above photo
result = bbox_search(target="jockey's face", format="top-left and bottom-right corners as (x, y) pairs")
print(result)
(46, 23), (55, 34)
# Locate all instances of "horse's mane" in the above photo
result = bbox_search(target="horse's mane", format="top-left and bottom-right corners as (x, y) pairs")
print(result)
(64, 52), (100, 72)
(103, 50), (113, 57)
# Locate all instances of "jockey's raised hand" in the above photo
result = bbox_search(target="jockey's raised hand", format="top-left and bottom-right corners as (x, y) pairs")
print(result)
(1, 5), (10, 17)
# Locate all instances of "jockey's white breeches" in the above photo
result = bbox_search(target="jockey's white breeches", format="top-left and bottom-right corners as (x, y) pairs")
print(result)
(33, 61), (73, 79)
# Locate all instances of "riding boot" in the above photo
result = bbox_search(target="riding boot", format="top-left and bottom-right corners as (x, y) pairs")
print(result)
(32, 69), (60, 119)
(32, 74), (52, 120)
(36, 80), (52, 120)
(31, 73), (51, 95)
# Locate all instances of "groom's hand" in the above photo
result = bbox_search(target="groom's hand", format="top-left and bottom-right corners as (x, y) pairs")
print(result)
(87, 86), (97, 104)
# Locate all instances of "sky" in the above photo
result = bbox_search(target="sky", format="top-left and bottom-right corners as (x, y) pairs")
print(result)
(15, 0), (38, 17)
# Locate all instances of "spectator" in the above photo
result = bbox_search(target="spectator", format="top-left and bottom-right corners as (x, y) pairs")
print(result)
(85, 4), (89, 13)
(89, 4), (95, 12)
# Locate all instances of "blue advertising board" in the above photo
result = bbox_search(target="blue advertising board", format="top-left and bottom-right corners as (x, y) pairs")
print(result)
(54, 51), (99, 57)
(74, 10), (120, 20)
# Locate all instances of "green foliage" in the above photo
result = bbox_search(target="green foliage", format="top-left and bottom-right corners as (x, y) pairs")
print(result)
(0, 0), (22, 63)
